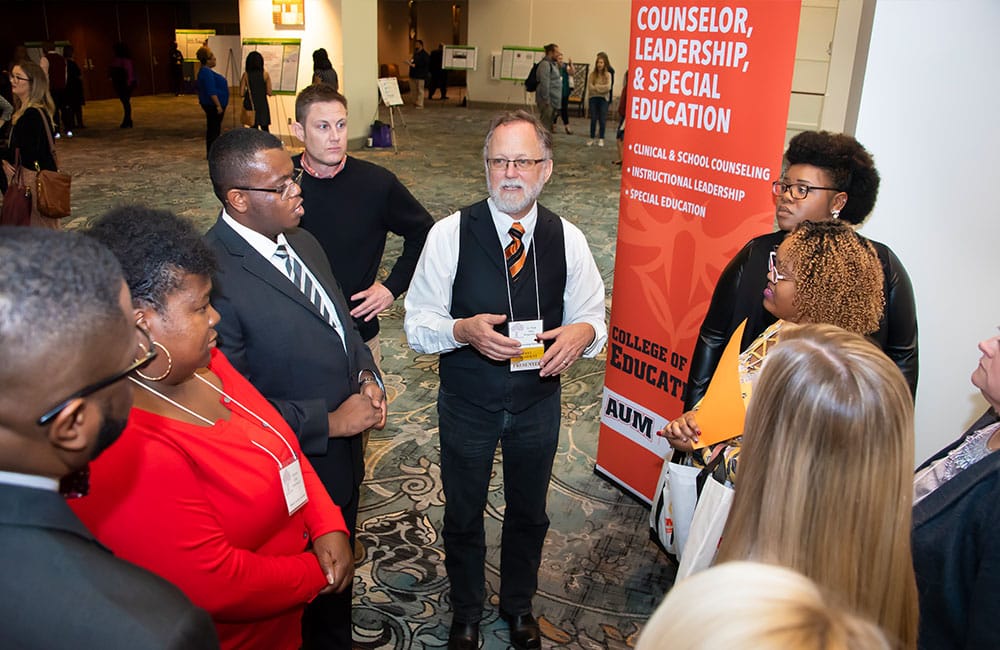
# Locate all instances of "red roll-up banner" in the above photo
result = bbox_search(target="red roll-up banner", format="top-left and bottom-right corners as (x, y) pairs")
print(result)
(597, 1), (801, 502)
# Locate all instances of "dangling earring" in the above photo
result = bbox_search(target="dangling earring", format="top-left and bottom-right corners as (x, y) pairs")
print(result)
(831, 209), (841, 219)
(136, 341), (173, 381)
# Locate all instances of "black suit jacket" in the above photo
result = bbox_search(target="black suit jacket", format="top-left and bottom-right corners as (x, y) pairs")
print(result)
(204, 218), (378, 522)
(0, 483), (218, 649)
(912, 410), (1000, 650)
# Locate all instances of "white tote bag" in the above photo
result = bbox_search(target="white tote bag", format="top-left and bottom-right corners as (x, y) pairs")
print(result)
(675, 474), (735, 580)
(649, 452), (700, 557)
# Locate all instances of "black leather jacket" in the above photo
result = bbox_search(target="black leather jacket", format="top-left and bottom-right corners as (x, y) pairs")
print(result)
(683, 231), (919, 410)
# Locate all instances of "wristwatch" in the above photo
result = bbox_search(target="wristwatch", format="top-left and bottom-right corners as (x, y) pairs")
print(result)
(358, 369), (386, 398)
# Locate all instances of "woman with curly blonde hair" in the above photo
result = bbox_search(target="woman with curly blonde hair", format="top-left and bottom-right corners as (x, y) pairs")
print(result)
(663, 220), (885, 482)
(717, 325), (918, 650)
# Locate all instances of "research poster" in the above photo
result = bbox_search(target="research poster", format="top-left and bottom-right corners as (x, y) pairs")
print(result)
(596, 1), (802, 502)
(242, 38), (301, 95)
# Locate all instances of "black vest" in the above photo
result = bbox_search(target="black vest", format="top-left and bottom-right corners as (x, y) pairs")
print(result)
(440, 200), (567, 413)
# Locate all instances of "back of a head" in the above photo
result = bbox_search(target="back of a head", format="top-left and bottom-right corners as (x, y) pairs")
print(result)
(245, 51), (264, 72)
(0, 229), (124, 392)
(85, 206), (216, 310)
(718, 324), (917, 648)
(208, 127), (285, 203)
(785, 220), (885, 334)
(636, 562), (890, 650)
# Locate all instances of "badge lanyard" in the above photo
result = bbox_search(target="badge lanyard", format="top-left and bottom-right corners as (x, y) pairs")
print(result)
(503, 229), (544, 372)
(128, 374), (308, 514)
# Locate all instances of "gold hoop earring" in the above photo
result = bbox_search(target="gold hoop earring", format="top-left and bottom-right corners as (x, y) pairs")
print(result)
(135, 341), (173, 382)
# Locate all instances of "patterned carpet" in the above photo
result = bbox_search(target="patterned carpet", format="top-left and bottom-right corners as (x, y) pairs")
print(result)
(55, 94), (676, 649)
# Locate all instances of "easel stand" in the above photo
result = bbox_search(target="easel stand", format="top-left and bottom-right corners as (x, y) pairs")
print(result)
(222, 48), (240, 128)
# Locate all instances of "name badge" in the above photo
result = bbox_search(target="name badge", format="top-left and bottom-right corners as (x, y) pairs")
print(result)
(280, 458), (308, 515)
(509, 319), (545, 372)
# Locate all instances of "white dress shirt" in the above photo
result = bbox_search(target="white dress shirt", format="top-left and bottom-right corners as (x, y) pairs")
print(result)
(222, 211), (348, 352)
(0, 470), (59, 491)
(404, 198), (607, 356)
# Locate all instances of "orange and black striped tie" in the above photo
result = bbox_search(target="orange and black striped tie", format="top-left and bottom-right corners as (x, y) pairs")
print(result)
(505, 222), (526, 281)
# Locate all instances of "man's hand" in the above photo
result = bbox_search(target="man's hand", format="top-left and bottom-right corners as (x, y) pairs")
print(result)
(360, 380), (387, 430)
(537, 323), (595, 377)
(350, 282), (394, 322)
(453, 314), (522, 361)
(327, 392), (384, 438)
(659, 411), (700, 452)
(311, 531), (354, 594)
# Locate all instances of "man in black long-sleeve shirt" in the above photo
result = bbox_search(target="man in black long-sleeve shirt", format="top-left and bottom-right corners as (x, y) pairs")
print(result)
(291, 83), (434, 366)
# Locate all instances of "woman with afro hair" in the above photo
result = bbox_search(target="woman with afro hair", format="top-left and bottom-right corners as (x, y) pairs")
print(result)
(684, 131), (917, 410)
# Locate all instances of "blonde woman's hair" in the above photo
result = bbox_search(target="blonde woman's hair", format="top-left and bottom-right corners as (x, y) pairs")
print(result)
(636, 561), (891, 650)
(717, 324), (918, 649)
(11, 60), (55, 124)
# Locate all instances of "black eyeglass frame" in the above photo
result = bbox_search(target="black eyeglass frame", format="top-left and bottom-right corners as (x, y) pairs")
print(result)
(771, 180), (842, 200)
(485, 158), (549, 171)
(36, 328), (158, 426)
(231, 168), (304, 200)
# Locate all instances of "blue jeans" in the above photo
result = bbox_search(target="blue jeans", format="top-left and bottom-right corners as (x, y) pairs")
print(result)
(438, 387), (561, 623)
(589, 96), (609, 138)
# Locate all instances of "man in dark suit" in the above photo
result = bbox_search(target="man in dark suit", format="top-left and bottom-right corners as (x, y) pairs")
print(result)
(203, 128), (385, 649)
(0, 229), (218, 649)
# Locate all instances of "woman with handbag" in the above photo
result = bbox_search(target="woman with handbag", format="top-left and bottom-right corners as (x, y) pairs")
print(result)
(716, 324), (919, 650)
(3, 60), (64, 229)
(661, 220), (886, 484)
(239, 51), (271, 132)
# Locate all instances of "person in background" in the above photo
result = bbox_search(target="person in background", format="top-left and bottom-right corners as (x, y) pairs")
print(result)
(71, 206), (353, 650)
(109, 42), (135, 128)
(636, 562), (891, 650)
(40, 42), (66, 137)
(717, 324), (918, 650)
(912, 329), (1000, 649)
(0, 228), (219, 650)
(196, 48), (228, 157)
(239, 51), (272, 131)
(3, 60), (61, 228)
(613, 70), (627, 165)
(62, 44), (84, 132)
(408, 40), (429, 109)
(586, 52), (612, 147)
(552, 52), (574, 135)
(428, 43), (448, 100)
(534, 44), (561, 131)
(170, 41), (184, 95)
(311, 48), (339, 93)
(685, 131), (918, 409)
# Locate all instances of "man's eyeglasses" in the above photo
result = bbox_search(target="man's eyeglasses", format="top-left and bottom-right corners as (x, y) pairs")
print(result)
(232, 168), (304, 201)
(486, 158), (548, 171)
(771, 180), (841, 200)
(36, 327), (158, 426)
(768, 250), (793, 283)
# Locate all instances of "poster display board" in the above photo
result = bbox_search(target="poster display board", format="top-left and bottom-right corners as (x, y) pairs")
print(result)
(443, 45), (478, 71)
(377, 78), (404, 106)
(242, 38), (301, 95)
(499, 46), (544, 82)
(176, 29), (216, 62)
(596, 1), (802, 502)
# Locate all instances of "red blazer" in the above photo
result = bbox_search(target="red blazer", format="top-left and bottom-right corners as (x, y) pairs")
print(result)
(71, 349), (347, 650)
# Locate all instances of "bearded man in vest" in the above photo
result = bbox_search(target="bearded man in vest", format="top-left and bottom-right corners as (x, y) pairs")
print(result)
(405, 110), (607, 650)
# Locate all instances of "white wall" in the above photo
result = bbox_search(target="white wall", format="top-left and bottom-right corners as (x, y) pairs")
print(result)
(239, 0), (378, 144)
(854, 0), (1000, 464)
(467, 0), (631, 105)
